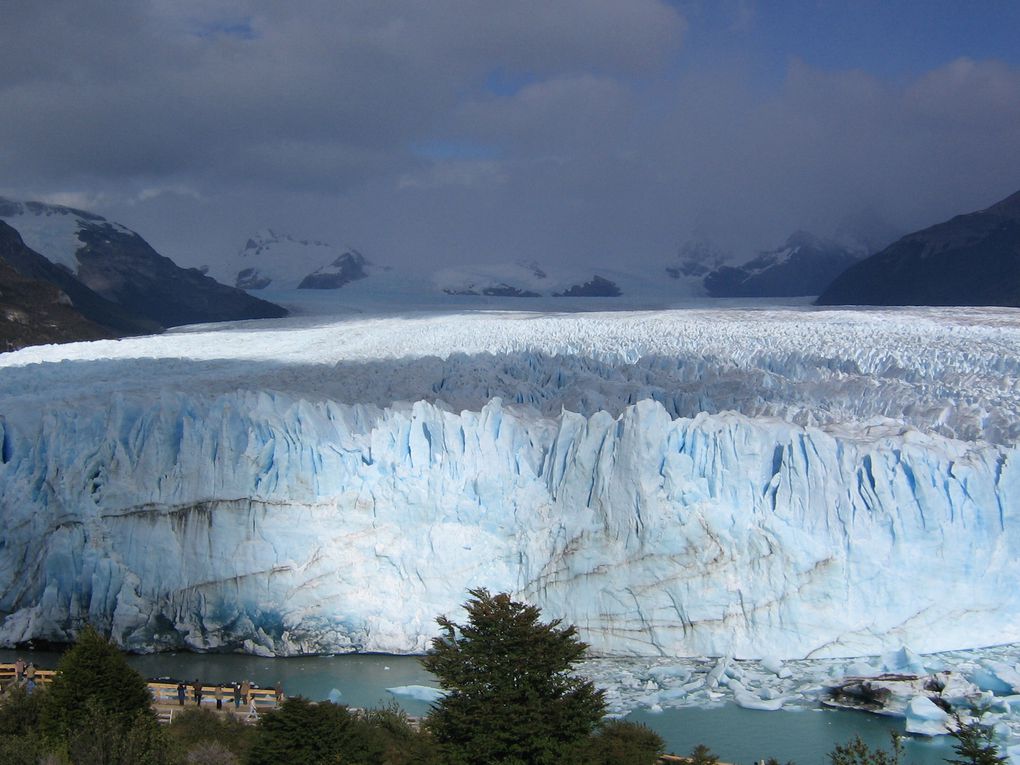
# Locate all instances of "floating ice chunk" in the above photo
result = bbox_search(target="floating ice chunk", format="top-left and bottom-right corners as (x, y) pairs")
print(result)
(761, 656), (793, 679)
(904, 696), (950, 736)
(648, 665), (692, 684)
(734, 690), (785, 711)
(845, 661), (878, 677)
(706, 659), (729, 689)
(882, 647), (926, 675)
(980, 661), (1020, 693)
(969, 667), (1015, 694)
(386, 685), (447, 703)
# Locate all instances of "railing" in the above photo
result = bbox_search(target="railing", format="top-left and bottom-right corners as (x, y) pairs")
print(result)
(2, 663), (281, 724)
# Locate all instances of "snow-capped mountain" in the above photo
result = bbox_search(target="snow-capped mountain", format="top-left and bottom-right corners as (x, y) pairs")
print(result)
(220, 229), (374, 291)
(0, 222), (113, 351)
(704, 231), (864, 298)
(2, 306), (1019, 658)
(0, 197), (286, 328)
(817, 188), (1020, 306)
(431, 261), (686, 301)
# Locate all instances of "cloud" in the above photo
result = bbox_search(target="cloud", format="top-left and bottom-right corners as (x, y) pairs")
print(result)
(1, 2), (1019, 273)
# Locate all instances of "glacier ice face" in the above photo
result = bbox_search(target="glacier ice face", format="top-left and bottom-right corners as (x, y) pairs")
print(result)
(1, 307), (1020, 657)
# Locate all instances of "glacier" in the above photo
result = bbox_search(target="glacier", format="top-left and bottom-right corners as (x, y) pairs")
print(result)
(1, 306), (1020, 658)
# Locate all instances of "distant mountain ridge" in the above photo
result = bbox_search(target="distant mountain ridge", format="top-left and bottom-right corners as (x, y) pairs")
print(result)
(224, 228), (374, 291)
(816, 189), (1020, 307)
(702, 232), (864, 298)
(0, 197), (286, 329)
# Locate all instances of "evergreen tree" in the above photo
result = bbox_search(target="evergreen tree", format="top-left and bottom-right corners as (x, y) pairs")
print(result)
(40, 624), (155, 742)
(421, 588), (606, 764)
(947, 718), (1006, 765)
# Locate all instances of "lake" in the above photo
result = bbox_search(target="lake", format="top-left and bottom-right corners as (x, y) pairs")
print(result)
(0, 648), (957, 763)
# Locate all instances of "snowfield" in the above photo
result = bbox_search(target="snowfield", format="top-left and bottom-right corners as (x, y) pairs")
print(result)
(2, 305), (1020, 660)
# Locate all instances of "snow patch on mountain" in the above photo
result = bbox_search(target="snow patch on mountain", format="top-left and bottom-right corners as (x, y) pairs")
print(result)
(221, 229), (374, 291)
(0, 197), (132, 273)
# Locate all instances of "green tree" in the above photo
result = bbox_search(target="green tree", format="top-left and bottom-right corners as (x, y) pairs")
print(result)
(947, 718), (1006, 765)
(41, 623), (155, 742)
(421, 588), (607, 764)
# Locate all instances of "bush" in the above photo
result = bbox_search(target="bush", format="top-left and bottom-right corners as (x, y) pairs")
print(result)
(247, 696), (386, 765)
(168, 707), (253, 762)
(580, 719), (664, 764)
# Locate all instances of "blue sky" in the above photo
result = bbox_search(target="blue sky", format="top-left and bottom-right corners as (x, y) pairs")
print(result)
(2, 1), (1019, 270)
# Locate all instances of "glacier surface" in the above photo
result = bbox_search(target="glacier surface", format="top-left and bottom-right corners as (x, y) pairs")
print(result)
(1, 306), (1020, 658)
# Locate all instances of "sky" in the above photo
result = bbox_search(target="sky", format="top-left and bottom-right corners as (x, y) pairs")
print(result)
(2, 0), (1020, 273)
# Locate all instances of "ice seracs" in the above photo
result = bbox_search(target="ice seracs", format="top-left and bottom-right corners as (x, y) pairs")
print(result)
(2, 307), (1020, 659)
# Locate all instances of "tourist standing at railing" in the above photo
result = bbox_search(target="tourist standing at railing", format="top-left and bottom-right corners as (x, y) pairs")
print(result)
(14, 657), (25, 681)
(192, 679), (203, 706)
(214, 684), (223, 710)
(24, 663), (35, 683)
(233, 682), (241, 709)
(177, 682), (186, 706)
(240, 679), (251, 706)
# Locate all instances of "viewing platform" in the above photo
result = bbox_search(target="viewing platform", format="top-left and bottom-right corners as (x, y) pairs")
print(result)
(1, 662), (282, 724)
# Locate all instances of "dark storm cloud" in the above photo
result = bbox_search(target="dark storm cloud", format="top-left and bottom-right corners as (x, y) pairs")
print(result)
(2, 1), (1020, 270)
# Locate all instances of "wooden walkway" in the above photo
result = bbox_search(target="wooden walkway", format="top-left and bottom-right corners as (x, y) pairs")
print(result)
(1, 663), (281, 724)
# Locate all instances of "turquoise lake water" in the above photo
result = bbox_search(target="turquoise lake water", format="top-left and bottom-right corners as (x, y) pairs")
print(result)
(0, 649), (955, 763)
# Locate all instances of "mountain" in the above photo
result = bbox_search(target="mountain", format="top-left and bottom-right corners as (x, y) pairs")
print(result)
(817, 190), (1020, 306)
(221, 229), (375, 291)
(435, 262), (622, 298)
(0, 221), (161, 338)
(0, 222), (113, 351)
(703, 232), (864, 298)
(553, 274), (622, 297)
(0, 198), (287, 327)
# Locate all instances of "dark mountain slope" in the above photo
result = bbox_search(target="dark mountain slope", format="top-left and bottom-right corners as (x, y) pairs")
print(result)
(0, 221), (160, 336)
(816, 190), (1020, 307)
(0, 226), (113, 351)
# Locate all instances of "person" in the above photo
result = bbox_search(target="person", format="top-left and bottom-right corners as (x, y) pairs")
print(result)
(24, 663), (35, 683)
(13, 657), (25, 681)
(233, 682), (241, 709)
(246, 696), (259, 722)
(274, 681), (284, 704)
(26, 677), (36, 695)
(240, 679), (251, 706)
(192, 679), (203, 706)
(177, 682), (186, 706)
(214, 683), (223, 710)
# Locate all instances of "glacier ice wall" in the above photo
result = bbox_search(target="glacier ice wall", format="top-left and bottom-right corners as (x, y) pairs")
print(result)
(2, 389), (1018, 658)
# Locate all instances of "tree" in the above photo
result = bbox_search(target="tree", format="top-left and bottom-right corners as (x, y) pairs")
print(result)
(689, 743), (721, 765)
(947, 718), (1006, 765)
(41, 624), (155, 742)
(829, 734), (902, 765)
(421, 588), (606, 764)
